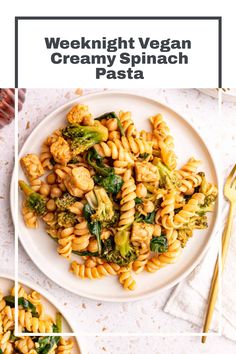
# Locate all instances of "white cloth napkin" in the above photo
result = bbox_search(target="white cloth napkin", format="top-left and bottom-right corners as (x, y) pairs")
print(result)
(164, 203), (236, 341)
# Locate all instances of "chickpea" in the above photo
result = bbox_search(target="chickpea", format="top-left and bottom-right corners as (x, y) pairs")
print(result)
(109, 131), (120, 141)
(46, 173), (56, 185)
(58, 182), (66, 192)
(107, 118), (118, 131)
(88, 239), (98, 253)
(137, 228), (148, 238)
(39, 183), (50, 197)
(46, 199), (56, 211)
(82, 115), (94, 126)
(153, 224), (161, 237)
(43, 212), (54, 223)
(50, 186), (62, 198)
(136, 183), (147, 198)
(143, 200), (154, 213)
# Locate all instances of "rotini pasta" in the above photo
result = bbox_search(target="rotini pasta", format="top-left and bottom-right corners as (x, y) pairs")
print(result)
(19, 103), (217, 292)
(0, 285), (74, 353)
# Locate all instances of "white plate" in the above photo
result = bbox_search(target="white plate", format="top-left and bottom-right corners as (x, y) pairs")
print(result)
(0, 273), (83, 353)
(13, 91), (219, 302)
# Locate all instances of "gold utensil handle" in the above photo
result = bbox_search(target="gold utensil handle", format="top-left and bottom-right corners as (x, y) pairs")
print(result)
(202, 202), (236, 343)
(222, 203), (236, 266)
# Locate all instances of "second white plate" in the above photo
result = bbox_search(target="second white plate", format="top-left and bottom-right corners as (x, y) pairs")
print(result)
(14, 91), (219, 302)
(0, 273), (83, 353)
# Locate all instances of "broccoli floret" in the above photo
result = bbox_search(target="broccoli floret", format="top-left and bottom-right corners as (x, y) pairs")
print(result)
(102, 233), (138, 266)
(19, 180), (46, 216)
(177, 228), (193, 248)
(197, 172), (217, 215)
(154, 159), (181, 189)
(197, 192), (217, 216)
(186, 215), (208, 229)
(178, 214), (208, 247)
(197, 203), (215, 216)
(114, 229), (133, 257)
(85, 187), (115, 226)
(57, 211), (77, 227)
(55, 193), (77, 211)
(62, 123), (108, 154)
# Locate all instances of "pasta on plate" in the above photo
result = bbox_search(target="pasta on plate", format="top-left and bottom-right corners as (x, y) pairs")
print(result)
(0, 284), (73, 353)
(19, 104), (218, 292)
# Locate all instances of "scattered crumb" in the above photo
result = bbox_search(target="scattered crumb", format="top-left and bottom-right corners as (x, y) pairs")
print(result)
(102, 347), (106, 351)
(75, 88), (83, 96)
(82, 303), (86, 309)
(64, 92), (71, 99)
(0, 196), (4, 199)
(97, 303), (102, 307)
(102, 327), (107, 332)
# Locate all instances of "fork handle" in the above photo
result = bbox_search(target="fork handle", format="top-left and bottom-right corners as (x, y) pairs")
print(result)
(202, 202), (236, 343)
(222, 202), (236, 266)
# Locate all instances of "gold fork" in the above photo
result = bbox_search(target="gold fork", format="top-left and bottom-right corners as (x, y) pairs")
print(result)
(202, 164), (236, 343)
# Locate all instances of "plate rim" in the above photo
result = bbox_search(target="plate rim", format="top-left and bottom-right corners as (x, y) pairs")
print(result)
(0, 271), (85, 353)
(11, 90), (221, 302)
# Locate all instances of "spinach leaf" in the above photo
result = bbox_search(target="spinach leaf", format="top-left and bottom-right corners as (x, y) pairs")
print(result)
(95, 112), (124, 136)
(4, 296), (39, 317)
(49, 157), (56, 166)
(102, 237), (115, 256)
(135, 211), (155, 224)
(36, 336), (60, 354)
(93, 174), (123, 194)
(87, 148), (114, 177)
(134, 197), (143, 205)
(73, 250), (99, 257)
(87, 149), (123, 194)
(150, 236), (168, 253)
(0, 350), (3, 354)
(83, 202), (94, 220)
(138, 153), (150, 160)
(83, 203), (102, 254)
(10, 332), (18, 342)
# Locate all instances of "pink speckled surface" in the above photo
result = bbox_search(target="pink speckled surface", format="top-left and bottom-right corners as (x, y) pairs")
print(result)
(1, 88), (236, 353)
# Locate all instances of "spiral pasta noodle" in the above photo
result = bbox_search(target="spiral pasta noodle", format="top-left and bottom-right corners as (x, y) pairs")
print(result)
(119, 170), (136, 228)
(72, 219), (91, 251)
(0, 285), (74, 353)
(22, 201), (38, 228)
(70, 261), (120, 279)
(118, 267), (136, 290)
(132, 249), (150, 273)
(119, 111), (137, 137)
(57, 226), (74, 259)
(19, 103), (217, 292)
(57, 338), (74, 353)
